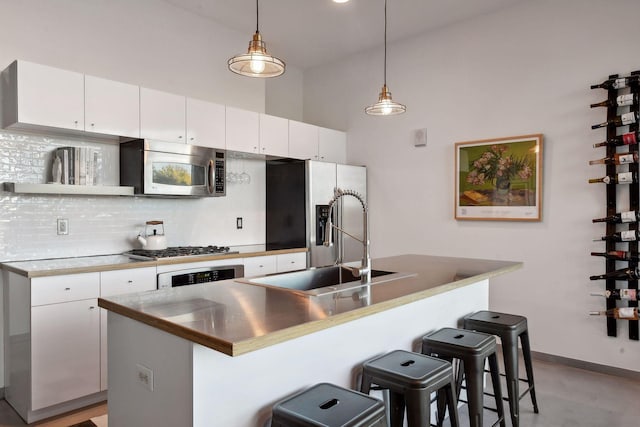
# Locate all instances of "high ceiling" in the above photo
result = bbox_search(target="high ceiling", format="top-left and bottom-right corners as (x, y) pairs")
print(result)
(162, 0), (526, 69)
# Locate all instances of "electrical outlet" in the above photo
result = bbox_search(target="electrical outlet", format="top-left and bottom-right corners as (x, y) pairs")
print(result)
(136, 363), (154, 391)
(236, 217), (243, 229)
(57, 218), (69, 235)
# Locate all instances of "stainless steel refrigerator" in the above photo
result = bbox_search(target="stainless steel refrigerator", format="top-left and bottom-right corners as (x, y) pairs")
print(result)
(266, 159), (367, 267)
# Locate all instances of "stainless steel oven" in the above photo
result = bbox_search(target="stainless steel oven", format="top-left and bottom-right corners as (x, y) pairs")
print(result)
(120, 139), (226, 197)
(157, 265), (244, 289)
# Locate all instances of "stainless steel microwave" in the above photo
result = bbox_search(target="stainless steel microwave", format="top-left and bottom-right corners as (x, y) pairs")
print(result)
(120, 139), (225, 197)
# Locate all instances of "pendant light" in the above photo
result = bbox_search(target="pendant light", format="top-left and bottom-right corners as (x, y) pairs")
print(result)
(228, 0), (285, 78)
(365, 0), (406, 116)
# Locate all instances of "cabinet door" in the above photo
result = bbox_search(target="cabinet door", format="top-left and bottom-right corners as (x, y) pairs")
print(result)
(140, 87), (186, 143)
(276, 252), (307, 273)
(85, 75), (140, 138)
(5, 60), (84, 131)
(259, 114), (288, 157)
(186, 98), (225, 149)
(243, 256), (277, 278)
(226, 106), (259, 153)
(289, 120), (319, 160)
(100, 267), (156, 390)
(318, 127), (347, 163)
(31, 299), (100, 410)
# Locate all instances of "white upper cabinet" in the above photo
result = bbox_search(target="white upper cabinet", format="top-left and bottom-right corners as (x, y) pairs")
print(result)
(318, 127), (347, 163)
(186, 98), (225, 149)
(259, 114), (288, 157)
(140, 87), (186, 143)
(85, 75), (140, 138)
(289, 120), (319, 160)
(1, 60), (84, 131)
(226, 106), (259, 153)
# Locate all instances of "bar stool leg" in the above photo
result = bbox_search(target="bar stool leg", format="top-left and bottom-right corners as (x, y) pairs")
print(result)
(405, 390), (430, 427)
(520, 331), (539, 413)
(488, 353), (506, 427)
(436, 355), (454, 427)
(444, 380), (460, 427)
(388, 390), (406, 427)
(463, 358), (485, 427)
(501, 334), (520, 427)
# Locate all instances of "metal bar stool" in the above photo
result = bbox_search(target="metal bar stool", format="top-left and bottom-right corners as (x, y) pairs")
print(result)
(422, 328), (506, 427)
(463, 311), (539, 427)
(271, 382), (387, 427)
(360, 350), (460, 427)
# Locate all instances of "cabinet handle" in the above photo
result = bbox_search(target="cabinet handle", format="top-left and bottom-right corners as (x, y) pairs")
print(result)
(190, 137), (195, 141)
(91, 123), (95, 127)
(259, 265), (264, 268)
(128, 280), (133, 284)
(64, 287), (71, 291)
(89, 306), (96, 310)
(178, 136), (183, 139)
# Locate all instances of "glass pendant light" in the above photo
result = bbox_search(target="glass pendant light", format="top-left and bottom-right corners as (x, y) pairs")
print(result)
(365, 0), (406, 116)
(228, 0), (285, 78)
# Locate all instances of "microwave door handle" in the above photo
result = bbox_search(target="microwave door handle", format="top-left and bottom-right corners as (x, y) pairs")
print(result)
(207, 159), (214, 194)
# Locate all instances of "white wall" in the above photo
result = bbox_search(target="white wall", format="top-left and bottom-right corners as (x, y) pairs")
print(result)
(303, 0), (640, 372)
(266, 66), (304, 121)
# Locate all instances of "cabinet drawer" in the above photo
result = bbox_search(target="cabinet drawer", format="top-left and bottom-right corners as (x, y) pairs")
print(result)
(101, 267), (157, 297)
(243, 256), (277, 278)
(31, 273), (100, 306)
(276, 252), (307, 273)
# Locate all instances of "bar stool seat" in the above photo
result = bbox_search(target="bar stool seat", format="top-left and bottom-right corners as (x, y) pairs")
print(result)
(463, 311), (539, 427)
(272, 382), (387, 427)
(360, 349), (460, 427)
(422, 327), (506, 427)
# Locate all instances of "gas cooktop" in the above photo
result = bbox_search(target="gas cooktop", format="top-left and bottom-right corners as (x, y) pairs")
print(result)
(124, 246), (238, 260)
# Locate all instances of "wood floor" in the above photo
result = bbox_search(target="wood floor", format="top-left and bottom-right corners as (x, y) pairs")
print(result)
(0, 401), (106, 427)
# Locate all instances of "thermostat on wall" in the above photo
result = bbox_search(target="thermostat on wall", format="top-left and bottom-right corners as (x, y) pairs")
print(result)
(414, 128), (427, 147)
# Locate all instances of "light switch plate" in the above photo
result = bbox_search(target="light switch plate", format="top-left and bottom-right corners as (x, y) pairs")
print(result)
(57, 218), (69, 235)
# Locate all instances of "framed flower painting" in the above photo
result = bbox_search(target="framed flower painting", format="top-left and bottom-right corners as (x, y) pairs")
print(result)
(455, 134), (543, 221)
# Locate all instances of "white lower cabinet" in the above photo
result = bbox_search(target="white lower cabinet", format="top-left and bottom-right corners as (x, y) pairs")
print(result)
(242, 255), (278, 277)
(276, 252), (307, 273)
(4, 266), (156, 423)
(31, 299), (100, 410)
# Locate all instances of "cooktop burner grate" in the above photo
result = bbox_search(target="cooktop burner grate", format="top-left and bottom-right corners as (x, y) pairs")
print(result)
(124, 245), (237, 260)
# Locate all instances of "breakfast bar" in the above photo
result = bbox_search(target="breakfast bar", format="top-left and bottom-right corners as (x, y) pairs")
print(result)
(99, 254), (520, 427)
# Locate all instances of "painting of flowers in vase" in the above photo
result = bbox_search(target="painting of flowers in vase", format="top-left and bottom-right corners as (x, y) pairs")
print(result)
(455, 134), (543, 221)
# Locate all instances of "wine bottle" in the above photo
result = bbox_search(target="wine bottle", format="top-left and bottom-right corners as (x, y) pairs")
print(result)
(591, 250), (640, 261)
(589, 267), (640, 280)
(589, 152), (638, 165)
(595, 230), (640, 242)
(591, 76), (639, 90)
(588, 172), (638, 185)
(591, 111), (640, 129)
(593, 131), (640, 148)
(590, 289), (639, 301)
(592, 210), (640, 223)
(589, 307), (639, 320)
(590, 93), (638, 108)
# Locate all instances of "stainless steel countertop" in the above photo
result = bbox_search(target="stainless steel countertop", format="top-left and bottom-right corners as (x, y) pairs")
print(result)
(99, 254), (522, 356)
(1, 246), (307, 278)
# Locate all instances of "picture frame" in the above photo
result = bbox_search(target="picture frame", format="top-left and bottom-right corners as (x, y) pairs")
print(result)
(455, 134), (543, 221)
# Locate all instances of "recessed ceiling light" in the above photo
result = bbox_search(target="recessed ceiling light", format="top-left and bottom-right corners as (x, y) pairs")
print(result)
(333, 0), (349, 3)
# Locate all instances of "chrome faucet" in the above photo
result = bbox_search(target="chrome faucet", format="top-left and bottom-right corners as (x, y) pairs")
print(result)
(323, 188), (371, 284)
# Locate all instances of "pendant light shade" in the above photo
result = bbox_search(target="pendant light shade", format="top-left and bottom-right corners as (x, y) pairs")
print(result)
(365, 0), (405, 116)
(228, 0), (285, 78)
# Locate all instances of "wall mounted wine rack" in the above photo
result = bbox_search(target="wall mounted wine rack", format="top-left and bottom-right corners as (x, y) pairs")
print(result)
(591, 71), (639, 340)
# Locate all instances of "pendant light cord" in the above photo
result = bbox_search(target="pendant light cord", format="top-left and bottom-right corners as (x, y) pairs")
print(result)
(383, 0), (387, 86)
(256, 0), (260, 33)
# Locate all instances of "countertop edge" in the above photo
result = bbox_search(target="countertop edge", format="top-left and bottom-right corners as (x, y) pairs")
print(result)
(3, 247), (308, 278)
(99, 261), (522, 357)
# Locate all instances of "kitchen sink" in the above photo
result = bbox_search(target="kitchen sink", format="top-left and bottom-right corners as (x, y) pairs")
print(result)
(238, 265), (414, 296)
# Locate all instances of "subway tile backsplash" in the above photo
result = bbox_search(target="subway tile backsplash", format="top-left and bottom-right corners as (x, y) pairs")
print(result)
(0, 130), (265, 262)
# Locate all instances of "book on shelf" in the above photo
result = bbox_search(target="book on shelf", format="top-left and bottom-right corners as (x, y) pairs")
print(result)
(54, 146), (99, 186)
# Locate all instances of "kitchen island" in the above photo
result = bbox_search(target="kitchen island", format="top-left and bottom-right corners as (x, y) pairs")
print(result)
(99, 254), (521, 427)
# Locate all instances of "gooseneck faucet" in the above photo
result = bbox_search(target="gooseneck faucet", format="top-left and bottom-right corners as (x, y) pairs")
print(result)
(323, 188), (371, 284)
